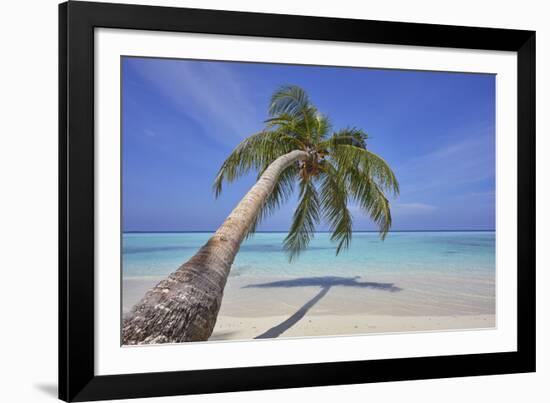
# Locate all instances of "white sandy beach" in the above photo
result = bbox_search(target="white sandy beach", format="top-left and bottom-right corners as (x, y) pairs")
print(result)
(123, 270), (495, 341)
(210, 314), (494, 340)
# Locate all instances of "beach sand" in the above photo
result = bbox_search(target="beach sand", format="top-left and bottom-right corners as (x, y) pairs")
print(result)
(211, 314), (494, 340)
(123, 270), (495, 341)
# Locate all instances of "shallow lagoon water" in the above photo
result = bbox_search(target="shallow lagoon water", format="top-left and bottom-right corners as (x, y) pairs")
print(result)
(123, 231), (495, 279)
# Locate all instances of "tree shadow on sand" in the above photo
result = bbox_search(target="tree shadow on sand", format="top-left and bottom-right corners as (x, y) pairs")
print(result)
(242, 276), (401, 339)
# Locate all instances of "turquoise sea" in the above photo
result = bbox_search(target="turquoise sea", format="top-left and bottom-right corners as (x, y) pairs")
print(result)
(122, 231), (495, 279)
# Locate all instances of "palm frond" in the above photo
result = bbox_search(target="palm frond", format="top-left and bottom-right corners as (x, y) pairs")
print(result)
(331, 144), (399, 195)
(356, 180), (392, 238)
(264, 113), (309, 146)
(327, 143), (397, 239)
(213, 130), (299, 197)
(314, 113), (332, 142)
(269, 85), (317, 142)
(283, 179), (321, 261)
(319, 128), (368, 150)
(269, 85), (311, 117)
(319, 160), (353, 254)
(345, 163), (392, 239)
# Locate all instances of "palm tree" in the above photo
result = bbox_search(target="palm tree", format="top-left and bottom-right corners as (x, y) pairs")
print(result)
(122, 85), (399, 344)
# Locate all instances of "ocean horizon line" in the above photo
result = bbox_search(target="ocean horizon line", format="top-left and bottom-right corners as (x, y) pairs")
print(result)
(123, 229), (496, 234)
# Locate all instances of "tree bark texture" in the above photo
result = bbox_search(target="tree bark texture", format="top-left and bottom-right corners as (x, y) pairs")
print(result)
(122, 150), (309, 344)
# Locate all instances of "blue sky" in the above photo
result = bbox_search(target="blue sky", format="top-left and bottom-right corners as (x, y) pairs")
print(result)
(122, 57), (495, 232)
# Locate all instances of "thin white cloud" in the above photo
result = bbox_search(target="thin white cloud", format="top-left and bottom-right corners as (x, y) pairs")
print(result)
(130, 59), (260, 147)
(406, 131), (493, 167)
(396, 128), (495, 196)
(393, 202), (437, 213)
(349, 202), (436, 217)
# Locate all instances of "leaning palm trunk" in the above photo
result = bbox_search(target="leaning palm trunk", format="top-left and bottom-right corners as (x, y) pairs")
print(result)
(122, 150), (309, 344)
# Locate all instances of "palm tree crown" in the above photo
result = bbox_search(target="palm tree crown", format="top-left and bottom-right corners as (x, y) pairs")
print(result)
(213, 85), (399, 260)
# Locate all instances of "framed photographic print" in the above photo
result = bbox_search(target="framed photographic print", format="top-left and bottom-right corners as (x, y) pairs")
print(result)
(59, 1), (536, 401)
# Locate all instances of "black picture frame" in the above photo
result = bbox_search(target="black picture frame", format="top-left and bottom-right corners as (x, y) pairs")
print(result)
(59, 1), (536, 401)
